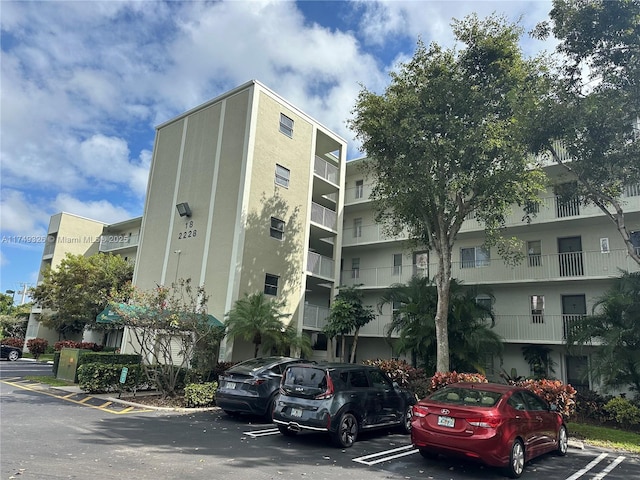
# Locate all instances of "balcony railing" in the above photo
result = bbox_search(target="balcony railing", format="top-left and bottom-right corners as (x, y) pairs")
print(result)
(314, 156), (339, 185)
(99, 234), (140, 252)
(311, 202), (337, 230)
(340, 249), (638, 288)
(307, 251), (335, 279)
(303, 304), (330, 330)
(345, 186), (640, 232)
(342, 224), (409, 246)
(490, 314), (591, 344)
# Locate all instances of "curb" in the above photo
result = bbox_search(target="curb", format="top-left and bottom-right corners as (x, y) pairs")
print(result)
(105, 395), (220, 413)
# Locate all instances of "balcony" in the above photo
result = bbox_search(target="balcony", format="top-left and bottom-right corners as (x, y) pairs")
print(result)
(310, 202), (337, 231)
(342, 224), (409, 247)
(99, 234), (140, 252)
(340, 249), (638, 288)
(307, 251), (335, 279)
(314, 156), (339, 185)
(303, 304), (330, 330)
(344, 185), (640, 233)
(491, 314), (593, 345)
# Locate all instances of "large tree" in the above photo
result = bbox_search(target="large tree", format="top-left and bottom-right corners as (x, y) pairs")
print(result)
(349, 15), (547, 372)
(531, 0), (640, 264)
(30, 253), (133, 338)
(380, 277), (503, 375)
(565, 271), (640, 395)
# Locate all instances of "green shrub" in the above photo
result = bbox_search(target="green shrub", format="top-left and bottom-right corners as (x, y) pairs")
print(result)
(184, 382), (218, 407)
(26, 338), (48, 359)
(77, 363), (146, 394)
(604, 397), (640, 425)
(574, 389), (613, 423)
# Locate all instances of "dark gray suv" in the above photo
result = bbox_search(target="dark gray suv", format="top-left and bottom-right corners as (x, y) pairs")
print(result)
(273, 363), (416, 447)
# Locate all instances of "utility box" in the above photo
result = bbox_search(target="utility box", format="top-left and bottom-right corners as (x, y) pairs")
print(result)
(57, 348), (81, 382)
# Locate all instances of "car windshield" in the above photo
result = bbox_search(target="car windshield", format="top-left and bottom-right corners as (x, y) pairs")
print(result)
(429, 387), (503, 406)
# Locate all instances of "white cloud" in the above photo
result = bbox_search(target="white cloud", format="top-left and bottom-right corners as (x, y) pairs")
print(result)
(52, 194), (135, 225)
(0, 189), (50, 236)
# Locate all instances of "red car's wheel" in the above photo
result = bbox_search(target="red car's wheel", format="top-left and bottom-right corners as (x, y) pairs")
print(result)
(506, 439), (525, 478)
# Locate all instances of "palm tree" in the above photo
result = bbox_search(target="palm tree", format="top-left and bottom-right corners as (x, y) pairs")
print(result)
(566, 271), (640, 394)
(224, 292), (290, 358)
(378, 276), (438, 368)
(263, 323), (312, 358)
(379, 276), (503, 374)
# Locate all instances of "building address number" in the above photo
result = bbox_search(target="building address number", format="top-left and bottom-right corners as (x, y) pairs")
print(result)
(178, 220), (197, 240)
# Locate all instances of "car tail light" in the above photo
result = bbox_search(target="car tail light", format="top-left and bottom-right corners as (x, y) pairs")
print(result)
(314, 374), (334, 400)
(412, 405), (430, 418)
(247, 378), (266, 386)
(467, 416), (502, 428)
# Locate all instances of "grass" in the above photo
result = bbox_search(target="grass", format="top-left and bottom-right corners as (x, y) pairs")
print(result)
(569, 422), (640, 454)
(25, 375), (75, 387)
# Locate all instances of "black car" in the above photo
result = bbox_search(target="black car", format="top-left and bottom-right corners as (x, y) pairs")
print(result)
(216, 356), (307, 421)
(273, 363), (416, 447)
(1, 344), (23, 361)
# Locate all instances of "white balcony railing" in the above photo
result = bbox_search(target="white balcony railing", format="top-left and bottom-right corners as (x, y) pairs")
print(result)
(490, 314), (594, 344)
(340, 249), (639, 288)
(303, 304), (330, 330)
(314, 156), (339, 185)
(99, 234), (140, 252)
(307, 251), (335, 279)
(310, 202), (337, 230)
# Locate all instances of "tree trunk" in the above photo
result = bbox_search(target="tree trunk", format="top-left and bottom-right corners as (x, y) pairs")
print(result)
(253, 342), (260, 358)
(434, 242), (453, 373)
(349, 328), (360, 363)
(340, 334), (346, 362)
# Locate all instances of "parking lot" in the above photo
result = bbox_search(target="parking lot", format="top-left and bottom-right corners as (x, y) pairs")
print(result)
(1, 360), (638, 480)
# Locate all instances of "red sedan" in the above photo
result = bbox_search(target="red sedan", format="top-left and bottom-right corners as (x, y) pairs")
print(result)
(411, 382), (568, 478)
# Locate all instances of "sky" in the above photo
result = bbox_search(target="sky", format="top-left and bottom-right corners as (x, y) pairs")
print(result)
(0, 0), (557, 302)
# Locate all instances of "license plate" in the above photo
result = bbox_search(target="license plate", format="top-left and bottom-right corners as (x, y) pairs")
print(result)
(437, 415), (455, 428)
(225, 381), (236, 389)
(291, 408), (302, 418)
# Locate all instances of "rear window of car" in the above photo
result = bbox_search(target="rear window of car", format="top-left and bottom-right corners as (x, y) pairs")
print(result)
(227, 357), (279, 374)
(284, 366), (328, 390)
(430, 387), (503, 406)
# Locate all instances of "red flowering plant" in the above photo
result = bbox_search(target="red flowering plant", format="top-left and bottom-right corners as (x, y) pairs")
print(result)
(515, 378), (577, 420)
(428, 371), (489, 393)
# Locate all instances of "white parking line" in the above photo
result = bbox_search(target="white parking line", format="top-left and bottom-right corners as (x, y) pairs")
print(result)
(243, 428), (280, 438)
(353, 445), (418, 466)
(592, 456), (626, 480)
(565, 452), (608, 480)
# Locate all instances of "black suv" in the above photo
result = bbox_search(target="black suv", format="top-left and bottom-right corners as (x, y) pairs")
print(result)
(273, 363), (416, 447)
(216, 356), (307, 421)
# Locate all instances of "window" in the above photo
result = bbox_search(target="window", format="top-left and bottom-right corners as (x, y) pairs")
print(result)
(355, 180), (364, 199)
(531, 295), (544, 323)
(392, 301), (402, 319)
(349, 370), (369, 388)
(279, 113), (293, 137)
(393, 253), (402, 276)
(270, 217), (285, 240)
(632, 231), (640, 255)
(351, 258), (360, 279)
(353, 217), (362, 238)
(413, 251), (429, 277)
(476, 295), (492, 311)
(527, 240), (542, 267)
(264, 274), (279, 296)
(460, 246), (490, 268)
(275, 164), (290, 188)
(600, 237), (609, 253)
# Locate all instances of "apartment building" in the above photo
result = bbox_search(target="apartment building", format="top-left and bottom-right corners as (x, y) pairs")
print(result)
(341, 159), (640, 389)
(27, 81), (639, 392)
(25, 212), (141, 347)
(126, 80), (346, 361)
